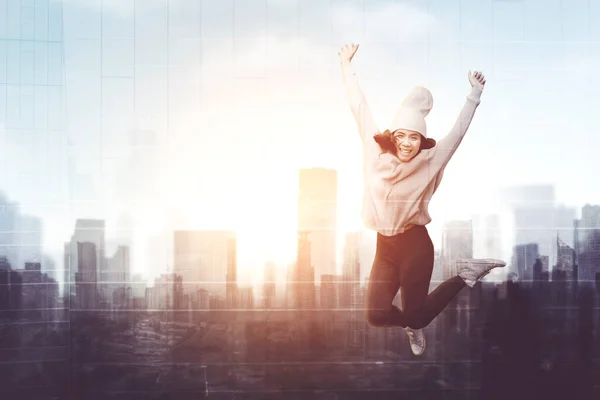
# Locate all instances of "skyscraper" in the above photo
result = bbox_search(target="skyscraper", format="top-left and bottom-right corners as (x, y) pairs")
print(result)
(145, 273), (182, 312)
(431, 249), (444, 286)
(13, 214), (43, 271)
(106, 245), (131, 308)
(0, 1), (68, 204)
(341, 231), (361, 308)
(0, 257), (22, 319)
(293, 231), (315, 310)
(0, 1), (71, 292)
(0, 195), (42, 272)
(263, 261), (276, 309)
(556, 205), (577, 248)
(511, 243), (539, 281)
(297, 168), (337, 283)
(226, 236), (237, 309)
(237, 287), (254, 309)
(320, 274), (337, 309)
(574, 204), (600, 284)
(285, 262), (295, 309)
(499, 185), (570, 267)
(75, 241), (98, 309)
(0, 195), (18, 268)
(65, 219), (106, 300)
(341, 231), (364, 348)
(556, 237), (576, 285)
(172, 230), (237, 303)
(441, 220), (473, 279)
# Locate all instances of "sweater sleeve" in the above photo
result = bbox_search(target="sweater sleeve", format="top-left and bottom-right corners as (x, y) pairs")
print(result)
(341, 60), (382, 159)
(374, 152), (403, 180)
(425, 86), (482, 170)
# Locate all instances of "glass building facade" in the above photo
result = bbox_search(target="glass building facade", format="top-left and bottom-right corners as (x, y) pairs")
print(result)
(0, 0), (65, 275)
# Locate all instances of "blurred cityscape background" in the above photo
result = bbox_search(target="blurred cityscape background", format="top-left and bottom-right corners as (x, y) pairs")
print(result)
(1, 0), (600, 399)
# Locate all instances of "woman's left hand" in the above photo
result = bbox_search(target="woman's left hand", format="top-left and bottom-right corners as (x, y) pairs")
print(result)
(468, 70), (486, 90)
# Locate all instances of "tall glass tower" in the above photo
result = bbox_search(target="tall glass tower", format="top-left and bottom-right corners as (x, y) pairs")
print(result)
(0, 0), (67, 282)
(0, 0), (67, 204)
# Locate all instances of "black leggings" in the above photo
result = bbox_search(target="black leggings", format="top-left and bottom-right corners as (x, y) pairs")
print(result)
(365, 225), (466, 329)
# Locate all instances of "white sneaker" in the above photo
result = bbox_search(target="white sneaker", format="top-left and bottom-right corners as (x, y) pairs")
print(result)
(457, 258), (506, 287)
(403, 327), (426, 356)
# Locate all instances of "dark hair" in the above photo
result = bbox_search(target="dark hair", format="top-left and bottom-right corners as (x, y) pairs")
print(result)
(373, 130), (436, 155)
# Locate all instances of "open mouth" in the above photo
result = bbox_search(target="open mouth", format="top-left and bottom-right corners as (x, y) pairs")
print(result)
(400, 149), (411, 156)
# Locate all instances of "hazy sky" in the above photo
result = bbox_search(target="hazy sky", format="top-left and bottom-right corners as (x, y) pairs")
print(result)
(4, 0), (600, 281)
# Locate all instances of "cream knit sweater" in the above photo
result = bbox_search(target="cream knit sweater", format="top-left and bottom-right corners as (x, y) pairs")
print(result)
(341, 60), (483, 236)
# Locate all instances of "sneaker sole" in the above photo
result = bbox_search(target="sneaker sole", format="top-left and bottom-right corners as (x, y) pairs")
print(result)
(456, 258), (506, 268)
(412, 338), (426, 356)
(457, 259), (506, 288)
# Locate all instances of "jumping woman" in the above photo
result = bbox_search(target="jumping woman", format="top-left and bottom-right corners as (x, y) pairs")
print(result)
(339, 43), (506, 356)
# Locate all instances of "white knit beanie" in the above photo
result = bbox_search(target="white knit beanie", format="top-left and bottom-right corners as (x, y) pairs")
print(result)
(388, 85), (433, 138)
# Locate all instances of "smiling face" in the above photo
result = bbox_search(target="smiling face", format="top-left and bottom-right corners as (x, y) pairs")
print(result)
(393, 129), (422, 162)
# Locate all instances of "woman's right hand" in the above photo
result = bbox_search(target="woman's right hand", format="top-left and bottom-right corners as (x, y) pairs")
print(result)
(338, 43), (360, 63)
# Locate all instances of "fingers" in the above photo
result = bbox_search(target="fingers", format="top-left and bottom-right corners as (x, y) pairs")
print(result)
(469, 70), (486, 85)
(339, 43), (360, 62)
(476, 71), (486, 85)
(338, 45), (348, 60)
(340, 44), (350, 57)
(344, 44), (357, 56)
(340, 43), (359, 53)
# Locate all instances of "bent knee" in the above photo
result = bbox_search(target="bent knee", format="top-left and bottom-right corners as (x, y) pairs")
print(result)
(365, 309), (390, 327)
(405, 314), (427, 330)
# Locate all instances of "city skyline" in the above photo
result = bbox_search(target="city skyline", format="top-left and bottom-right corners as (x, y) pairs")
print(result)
(2, 181), (596, 284)
(1, 180), (597, 299)
(0, 184), (595, 319)
(1, 0), (600, 282)
(1, 1), (600, 398)
(1, 208), (595, 309)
